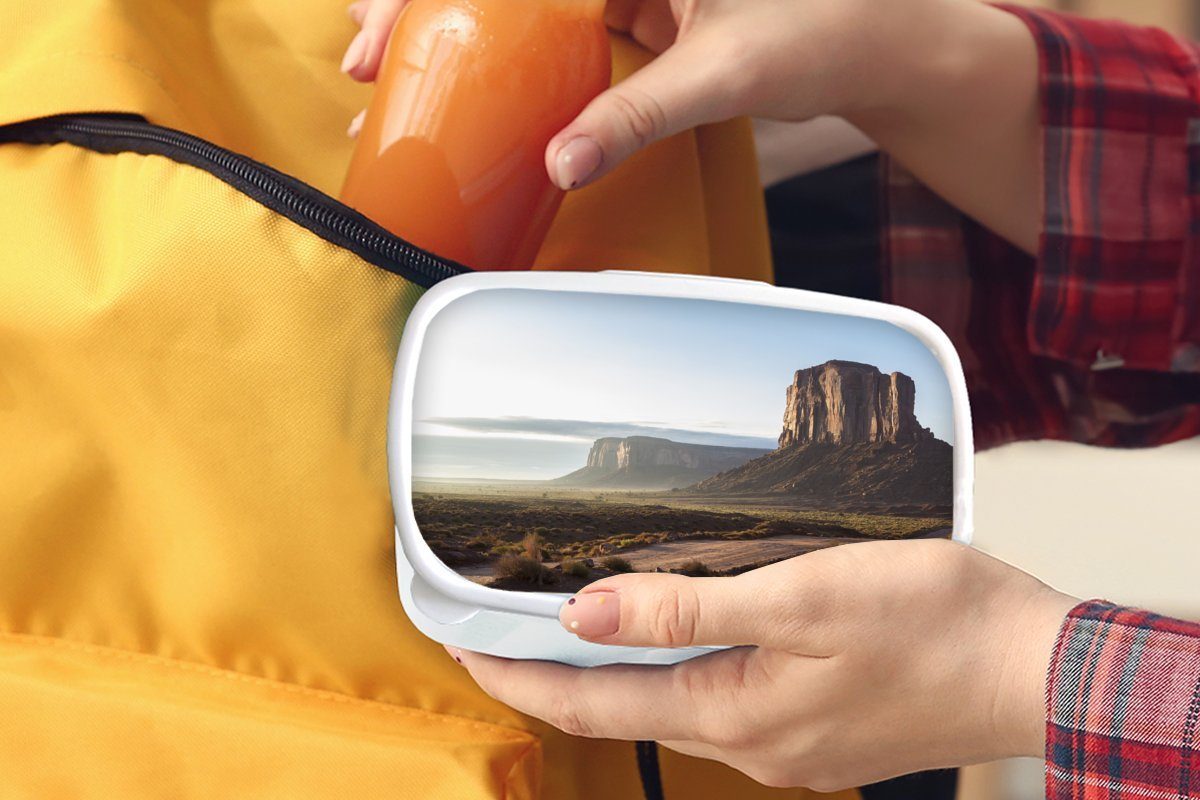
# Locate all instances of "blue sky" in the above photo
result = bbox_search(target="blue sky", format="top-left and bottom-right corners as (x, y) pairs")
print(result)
(413, 289), (954, 481)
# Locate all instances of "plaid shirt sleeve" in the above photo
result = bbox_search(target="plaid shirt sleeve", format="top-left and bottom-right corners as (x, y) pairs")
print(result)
(999, 5), (1200, 375)
(882, 6), (1200, 449)
(877, 10), (1200, 796)
(1047, 601), (1200, 799)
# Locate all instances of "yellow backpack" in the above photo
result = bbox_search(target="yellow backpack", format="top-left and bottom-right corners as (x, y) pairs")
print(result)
(0, 2), (859, 798)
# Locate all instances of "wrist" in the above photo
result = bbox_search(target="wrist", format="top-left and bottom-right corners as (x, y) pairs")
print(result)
(993, 587), (1079, 759)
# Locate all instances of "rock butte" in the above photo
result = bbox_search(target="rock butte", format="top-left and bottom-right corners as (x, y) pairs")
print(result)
(584, 436), (768, 473)
(558, 436), (772, 490)
(693, 360), (952, 506)
(779, 360), (934, 448)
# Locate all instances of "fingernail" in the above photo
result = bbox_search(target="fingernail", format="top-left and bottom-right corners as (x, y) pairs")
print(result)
(340, 31), (369, 74)
(347, 1), (368, 24)
(560, 590), (619, 638)
(347, 110), (366, 138)
(443, 644), (465, 665)
(554, 137), (603, 190)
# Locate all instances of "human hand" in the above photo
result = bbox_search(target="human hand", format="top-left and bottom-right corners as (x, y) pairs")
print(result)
(339, 0), (886, 181)
(448, 539), (1076, 790)
(340, 0), (399, 137)
(339, 0), (1041, 250)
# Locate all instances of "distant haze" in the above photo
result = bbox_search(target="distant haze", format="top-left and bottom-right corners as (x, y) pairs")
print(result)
(413, 289), (955, 481)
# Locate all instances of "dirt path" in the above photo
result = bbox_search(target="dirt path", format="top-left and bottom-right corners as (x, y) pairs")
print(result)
(451, 528), (952, 583)
(618, 534), (877, 573)
(456, 565), (494, 583)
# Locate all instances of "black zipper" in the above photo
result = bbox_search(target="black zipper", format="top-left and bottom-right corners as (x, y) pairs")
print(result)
(0, 113), (469, 288)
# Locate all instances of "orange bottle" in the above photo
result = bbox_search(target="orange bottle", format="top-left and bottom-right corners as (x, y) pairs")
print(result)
(341, 0), (611, 269)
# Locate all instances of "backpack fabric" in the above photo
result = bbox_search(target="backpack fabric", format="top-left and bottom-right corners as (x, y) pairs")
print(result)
(0, 2), (859, 798)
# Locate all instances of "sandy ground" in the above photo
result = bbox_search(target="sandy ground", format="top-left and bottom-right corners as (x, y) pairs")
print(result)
(568, 526), (949, 575)
(453, 534), (869, 582)
(617, 534), (877, 572)
(455, 528), (951, 584)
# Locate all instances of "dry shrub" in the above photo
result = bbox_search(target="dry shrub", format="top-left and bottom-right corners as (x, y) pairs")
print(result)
(466, 533), (497, 550)
(676, 560), (714, 577)
(521, 531), (543, 560)
(600, 556), (634, 574)
(562, 560), (590, 579)
(496, 554), (557, 585)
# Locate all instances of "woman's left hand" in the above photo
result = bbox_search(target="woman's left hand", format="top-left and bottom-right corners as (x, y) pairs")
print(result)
(448, 539), (1076, 791)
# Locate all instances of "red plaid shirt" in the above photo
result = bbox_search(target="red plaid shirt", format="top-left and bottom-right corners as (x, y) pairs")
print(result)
(1048, 603), (1200, 799)
(884, 6), (1200, 450)
(881, 6), (1200, 798)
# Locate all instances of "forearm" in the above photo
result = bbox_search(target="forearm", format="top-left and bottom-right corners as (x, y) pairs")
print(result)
(847, 0), (1041, 254)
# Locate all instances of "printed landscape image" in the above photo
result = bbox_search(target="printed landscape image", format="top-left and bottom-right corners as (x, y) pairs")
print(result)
(412, 290), (955, 593)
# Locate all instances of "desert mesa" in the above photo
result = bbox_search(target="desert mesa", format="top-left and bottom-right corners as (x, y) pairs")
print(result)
(414, 360), (954, 592)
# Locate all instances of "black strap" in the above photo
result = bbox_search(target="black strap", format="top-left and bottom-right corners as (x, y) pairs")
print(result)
(635, 741), (664, 800)
(860, 769), (959, 799)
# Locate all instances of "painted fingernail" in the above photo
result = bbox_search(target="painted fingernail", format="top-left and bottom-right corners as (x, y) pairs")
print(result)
(554, 137), (603, 191)
(347, 110), (366, 138)
(560, 590), (619, 638)
(340, 31), (369, 74)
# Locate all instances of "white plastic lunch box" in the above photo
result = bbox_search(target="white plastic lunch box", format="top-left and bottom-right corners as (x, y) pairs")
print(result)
(388, 270), (974, 666)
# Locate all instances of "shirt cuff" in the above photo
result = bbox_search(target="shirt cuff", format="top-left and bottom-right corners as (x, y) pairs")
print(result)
(1046, 600), (1200, 799)
(996, 5), (1200, 373)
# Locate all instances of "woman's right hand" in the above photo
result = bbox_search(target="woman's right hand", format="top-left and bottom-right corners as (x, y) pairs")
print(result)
(340, 0), (888, 180)
(341, 0), (1042, 250)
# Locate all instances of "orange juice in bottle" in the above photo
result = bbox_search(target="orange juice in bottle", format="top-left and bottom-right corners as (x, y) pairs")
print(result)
(341, 0), (611, 269)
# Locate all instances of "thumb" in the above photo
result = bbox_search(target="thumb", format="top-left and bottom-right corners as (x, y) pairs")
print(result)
(546, 34), (741, 191)
(558, 572), (781, 649)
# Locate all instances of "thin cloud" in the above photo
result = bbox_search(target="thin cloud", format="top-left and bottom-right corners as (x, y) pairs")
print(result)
(418, 416), (777, 449)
